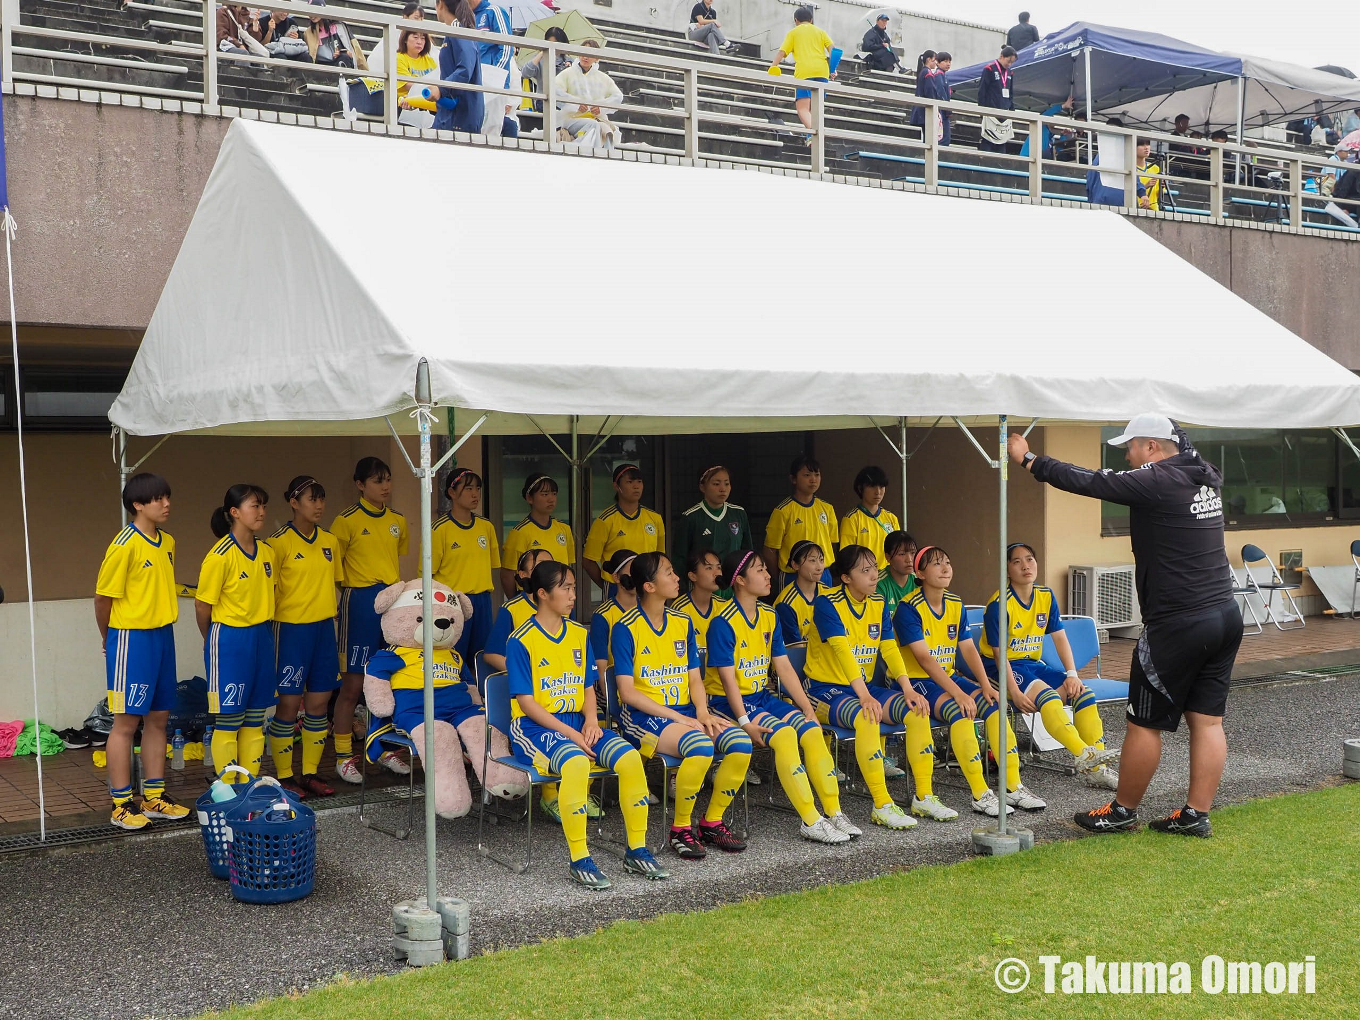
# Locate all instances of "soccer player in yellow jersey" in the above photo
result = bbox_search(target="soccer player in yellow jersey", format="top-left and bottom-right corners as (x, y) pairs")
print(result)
(839, 466), (900, 571)
(500, 474), (575, 599)
(612, 553), (750, 858)
(774, 540), (830, 645)
(670, 549), (729, 662)
(708, 550), (856, 844)
(803, 545), (934, 830)
(263, 476), (343, 799)
(483, 548), (553, 674)
(583, 464), (665, 594)
(893, 545), (1038, 817)
(507, 561), (670, 888)
(432, 468), (501, 665)
(767, 6), (834, 135)
(195, 484), (277, 785)
(330, 457), (410, 784)
(763, 454), (836, 587)
(93, 473), (190, 829)
(980, 543), (1120, 789)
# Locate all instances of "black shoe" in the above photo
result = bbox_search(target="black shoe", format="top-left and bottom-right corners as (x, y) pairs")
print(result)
(1074, 799), (1139, 833)
(88, 728), (108, 747)
(1149, 806), (1212, 838)
(58, 727), (91, 749)
(696, 820), (747, 853)
(669, 826), (707, 859)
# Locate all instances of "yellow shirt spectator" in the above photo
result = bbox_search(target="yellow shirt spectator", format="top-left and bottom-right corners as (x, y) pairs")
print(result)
(778, 22), (832, 80)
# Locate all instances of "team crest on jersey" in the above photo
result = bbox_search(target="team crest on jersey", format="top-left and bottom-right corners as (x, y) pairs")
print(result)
(556, 534), (567, 545)
(763, 631), (771, 643)
(674, 639), (687, 657)
(573, 648), (583, 667)
(730, 522), (740, 535)
(167, 551), (174, 564)
(263, 562), (272, 578)
(818, 511), (828, 524)
(868, 623), (880, 639)
(477, 536), (488, 549)
(389, 524), (401, 538)
(644, 523), (656, 535)
(1036, 613), (1047, 627)
(323, 548), (333, 561)
(947, 624), (958, 640)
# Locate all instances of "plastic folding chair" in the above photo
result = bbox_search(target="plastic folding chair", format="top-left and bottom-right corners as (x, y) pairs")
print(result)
(1228, 566), (1264, 635)
(1348, 540), (1360, 619)
(1241, 544), (1305, 631)
(358, 726), (419, 840)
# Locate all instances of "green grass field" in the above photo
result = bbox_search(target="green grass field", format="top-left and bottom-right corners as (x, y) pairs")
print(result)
(214, 784), (1360, 1020)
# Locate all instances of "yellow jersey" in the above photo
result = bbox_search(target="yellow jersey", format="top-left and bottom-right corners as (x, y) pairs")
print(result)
(589, 597), (630, 668)
(486, 591), (537, 659)
(506, 617), (593, 719)
(838, 505), (901, 571)
(774, 580), (833, 645)
(977, 586), (1063, 662)
(892, 589), (965, 678)
(365, 644), (465, 691)
(431, 513), (501, 594)
(264, 523), (342, 625)
(804, 587), (906, 686)
(778, 22), (833, 80)
(196, 534), (276, 628)
(611, 606), (699, 708)
(704, 600), (783, 698)
(501, 515), (575, 567)
(331, 498), (408, 588)
(670, 593), (730, 655)
(583, 504), (666, 577)
(95, 525), (179, 630)
(763, 496), (837, 573)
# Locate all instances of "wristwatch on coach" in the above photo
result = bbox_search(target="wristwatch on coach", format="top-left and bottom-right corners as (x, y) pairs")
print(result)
(1022, 452), (1037, 468)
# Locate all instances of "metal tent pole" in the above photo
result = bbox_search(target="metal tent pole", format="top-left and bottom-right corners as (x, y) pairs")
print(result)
(117, 427), (129, 524)
(1235, 76), (1246, 185)
(1083, 46), (1092, 122)
(994, 415), (1009, 834)
(571, 416), (586, 622)
(899, 417), (908, 526)
(415, 359), (439, 909)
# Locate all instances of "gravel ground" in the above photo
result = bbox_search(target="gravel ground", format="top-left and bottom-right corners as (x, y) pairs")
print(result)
(4, 674), (1357, 1020)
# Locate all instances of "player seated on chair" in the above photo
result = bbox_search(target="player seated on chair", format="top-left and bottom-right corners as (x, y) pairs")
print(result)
(977, 543), (1120, 791)
(362, 579), (528, 819)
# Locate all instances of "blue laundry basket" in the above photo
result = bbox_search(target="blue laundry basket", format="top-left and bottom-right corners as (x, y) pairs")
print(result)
(195, 764), (255, 880)
(225, 778), (317, 904)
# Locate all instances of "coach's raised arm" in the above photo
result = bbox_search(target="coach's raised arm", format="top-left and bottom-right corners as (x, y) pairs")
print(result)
(1006, 414), (1243, 840)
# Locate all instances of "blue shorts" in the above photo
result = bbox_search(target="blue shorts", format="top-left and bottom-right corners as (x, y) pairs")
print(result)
(795, 76), (829, 101)
(806, 680), (904, 729)
(713, 689), (817, 738)
(206, 621), (277, 714)
(274, 619), (341, 695)
(455, 590), (495, 665)
(339, 584), (387, 671)
(983, 657), (1067, 690)
(105, 624), (177, 716)
(509, 712), (634, 775)
(911, 674), (985, 721)
(364, 684), (483, 762)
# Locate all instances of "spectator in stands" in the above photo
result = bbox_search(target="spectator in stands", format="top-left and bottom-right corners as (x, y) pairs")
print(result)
(1137, 138), (1161, 211)
(402, 1), (426, 18)
(1019, 95), (1074, 161)
(689, 0), (735, 56)
(977, 45), (1017, 152)
(258, 10), (309, 61)
(934, 51), (952, 145)
(556, 40), (624, 151)
(860, 14), (903, 74)
(396, 28), (440, 126)
(767, 7), (835, 143)
(1169, 114), (1202, 154)
(520, 26), (570, 112)
(1342, 108), (1360, 138)
(1007, 11), (1039, 51)
(216, 4), (262, 55)
(1325, 147), (1360, 228)
(908, 50), (934, 133)
(432, 0), (484, 133)
(1085, 119), (1146, 207)
(305, 0), (366, 68)
(472, 0), (514, 138)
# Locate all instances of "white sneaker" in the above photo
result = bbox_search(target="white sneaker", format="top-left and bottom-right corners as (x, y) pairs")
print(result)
(870, 802), (917, 830)
(834, 768), (849, 781)
(800, 816), (852, 844)
(1083, 764), (1120, 790)
(971, 789), (1014, 816)
(1006, 784), (1047, 810)
(335, 754), (363, 784)
(1073, 746), (1120, 773)
(883, 756), (906, 779)
(911, 794), (959, 822)
(747, 771), (762, 786)
(827, 811), (863, 837)
(378, 750), (412, 776)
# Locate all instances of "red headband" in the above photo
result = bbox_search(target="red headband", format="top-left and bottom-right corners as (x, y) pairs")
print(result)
(613, 463), (641, 485)
(913, 545), (937, 574)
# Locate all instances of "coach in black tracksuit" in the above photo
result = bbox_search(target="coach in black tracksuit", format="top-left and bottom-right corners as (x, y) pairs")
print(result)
(1008, 413), (1243, 839)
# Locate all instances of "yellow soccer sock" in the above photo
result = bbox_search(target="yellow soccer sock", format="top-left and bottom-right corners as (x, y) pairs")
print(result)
(268, 715), (296, 780)
(950, 719), (989, 799)
(614, 749), (651, 850)
(237, 708), (267, 779)
(904, 711), (936, 799)
(852, 711), (892, 809)
(1035, 688), (1088, 756)
(540, 782), (560, 805)
(558, 756), (591, 862)
(768, 726), (819, 825)
(800, 727), (841, 817)
(212, 715), (244, 780)
(300, 713), (329, 776)
(333, 731), (353, 757)
(672, 753), (711, 828)
(1073, 689), (1105, 748)
(983, 711), (1021, 791)
(703, 743), (751, 824)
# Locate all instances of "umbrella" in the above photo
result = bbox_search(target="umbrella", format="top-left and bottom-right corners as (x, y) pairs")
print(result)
(1337, 129), (1360, 151)
(503, 0), (553, 33)
(863, 8), (893, 24)
(523, 9), (605, 47)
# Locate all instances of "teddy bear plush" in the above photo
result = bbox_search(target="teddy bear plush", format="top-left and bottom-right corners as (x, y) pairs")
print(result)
(362, 579), (528, 818)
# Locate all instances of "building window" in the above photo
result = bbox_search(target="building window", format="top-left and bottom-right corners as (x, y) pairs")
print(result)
(1100, 428), (1351, 534)
(0, 366), (128, 431)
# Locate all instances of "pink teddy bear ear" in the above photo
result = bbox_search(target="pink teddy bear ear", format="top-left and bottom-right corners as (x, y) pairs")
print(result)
(455, 591), (474, 621)
(372, 581), (408, 615)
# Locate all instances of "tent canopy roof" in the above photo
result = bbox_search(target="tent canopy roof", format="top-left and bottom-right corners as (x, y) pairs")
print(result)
(110, 121), (1360, 438)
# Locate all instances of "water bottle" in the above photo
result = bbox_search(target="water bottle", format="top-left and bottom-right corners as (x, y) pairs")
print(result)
(203, 726), (214, 771)
(209, 779), (237, 803)
(171, 729), (185, 771)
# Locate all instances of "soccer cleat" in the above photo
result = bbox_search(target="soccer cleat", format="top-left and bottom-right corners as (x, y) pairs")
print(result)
(623, 847), (671, 879)
(110, 804), (150, 830)
(335, 754), (363, 784)
(1083, 764), (1120, 790)
(140, 794), (190, 820)
(1006, 785), (1047, 811)
(567, 856), (612, 890)
(911, 794), (960, 822)
(746, 771), (762, 786)
(827, 811), (863, 838)
(58, 727), (91, 750)
(870, 802), (917, 830)
(539, 795), (562, 822)
(1073, 746), (1120, 773)
(1074, 799), (1139, 833)
(278, 778), (309, 800)
(882, 756), (906, 780)
(1149, 806), (1212, 838)
(669, 826), (707, 859)
(800, 817), (852, 844)
(971, 789), (1015, 817)
(378, 750), (411, 776)
(299, 775), (336, 797)
(697, 820), (748, 853)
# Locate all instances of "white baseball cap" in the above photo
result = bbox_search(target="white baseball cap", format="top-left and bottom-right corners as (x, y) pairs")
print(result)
(1107, 413), (1176, 447)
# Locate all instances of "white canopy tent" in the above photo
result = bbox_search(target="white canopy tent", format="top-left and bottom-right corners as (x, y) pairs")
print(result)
(108, 120), (1360, 891)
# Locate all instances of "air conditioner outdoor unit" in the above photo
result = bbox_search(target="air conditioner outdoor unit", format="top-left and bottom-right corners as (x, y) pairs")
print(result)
(1069, 564), (1141, 633)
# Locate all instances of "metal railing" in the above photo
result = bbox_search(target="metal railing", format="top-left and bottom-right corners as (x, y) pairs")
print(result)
(3, 0), (1357, 236)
